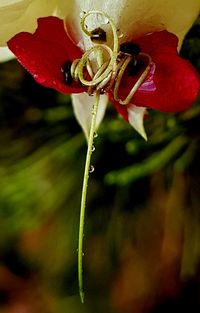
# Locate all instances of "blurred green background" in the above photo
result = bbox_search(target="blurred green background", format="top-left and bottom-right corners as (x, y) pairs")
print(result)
(0, 18), (199, 313)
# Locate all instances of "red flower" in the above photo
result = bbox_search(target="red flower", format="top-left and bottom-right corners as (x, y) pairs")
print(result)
(7, 16), (199, 134)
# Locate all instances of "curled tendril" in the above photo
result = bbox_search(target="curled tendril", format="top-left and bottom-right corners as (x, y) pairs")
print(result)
(70, 10), (152, 105)
(74, 11), (154, 303)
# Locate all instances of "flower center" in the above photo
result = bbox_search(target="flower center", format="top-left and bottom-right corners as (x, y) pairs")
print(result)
(62, 11), (153, 105)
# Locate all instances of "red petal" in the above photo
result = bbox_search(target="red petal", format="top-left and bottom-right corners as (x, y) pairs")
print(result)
(108, 93), (128, 121)
(110, 31), (199, 113)
(8, 17), (85, 94)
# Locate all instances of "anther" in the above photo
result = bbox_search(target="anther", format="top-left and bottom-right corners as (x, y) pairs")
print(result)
(120, 42), (141, 56)
(91, 27), (107, 42)
(127, 58), (145, 76)
(62, 61), (73, 85)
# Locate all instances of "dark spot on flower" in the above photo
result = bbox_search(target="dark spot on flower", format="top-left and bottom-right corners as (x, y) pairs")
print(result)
(62, 61), (73, 85)
(91, 27), (107, 42)
(127, 58), (145, 75)
(100, 89), (105, 95)
(120, 42), (141, 56)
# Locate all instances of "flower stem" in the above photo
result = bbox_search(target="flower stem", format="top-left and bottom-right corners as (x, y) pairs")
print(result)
(78, 91), (100, 303)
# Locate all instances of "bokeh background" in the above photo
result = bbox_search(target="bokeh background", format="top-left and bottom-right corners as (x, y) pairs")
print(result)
(0, 17), (199, 313)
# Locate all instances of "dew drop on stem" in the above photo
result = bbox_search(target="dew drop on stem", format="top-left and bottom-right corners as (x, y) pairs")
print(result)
(89, 165), (95, 173)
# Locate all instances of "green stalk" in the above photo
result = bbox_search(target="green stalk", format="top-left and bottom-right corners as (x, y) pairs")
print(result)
(78, 92), (100, 303)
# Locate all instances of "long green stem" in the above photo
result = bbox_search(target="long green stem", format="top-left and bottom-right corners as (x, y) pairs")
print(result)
(78, 92), (100, 303)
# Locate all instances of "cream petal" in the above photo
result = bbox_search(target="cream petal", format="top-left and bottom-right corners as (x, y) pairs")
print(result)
(118, 0), (200, 46)
(67, 0), (200, 49)
(0, 47), (15, 62)
(53, 1), (74, 19)
(0, 0), (58, 46)
(127, 105), (147, 140)
(72, 93), (107, 140)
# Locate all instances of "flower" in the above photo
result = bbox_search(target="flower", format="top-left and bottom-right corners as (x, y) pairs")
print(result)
(1, 2), (200, 302)
(1, 1), (200, 139)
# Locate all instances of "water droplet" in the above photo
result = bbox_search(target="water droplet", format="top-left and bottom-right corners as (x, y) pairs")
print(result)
(92, 145), (95, 152)
(94, 132), (98, 138)
(118, 33), (124, 39)
(101, 18), (109, 25)
(37, 76), (46, 84)
(82, 253), (85, 257)
(52, 80), (56, 85)
(96, 14), (109, 25)
(80, 11), (86, 18)
(89, 165), (95, 173)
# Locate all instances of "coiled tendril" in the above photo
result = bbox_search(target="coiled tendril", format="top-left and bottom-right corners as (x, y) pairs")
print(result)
(70, 10), (152, 105)
(74, 11), (153, 304)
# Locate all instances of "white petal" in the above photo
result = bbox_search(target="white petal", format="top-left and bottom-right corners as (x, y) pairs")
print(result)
(0, 0), (58, 46)
(0, 47), (15, 62)
(72, 93), (107, 140)
(67, 0), (200, 49)
(127, 105), (147, 140)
